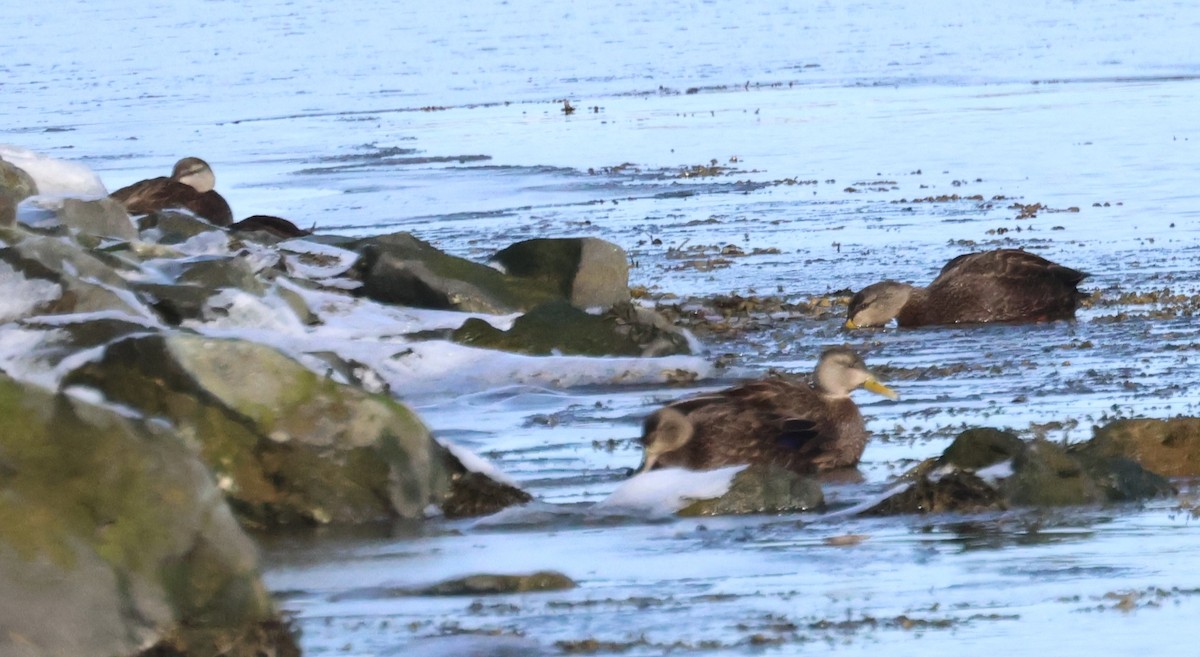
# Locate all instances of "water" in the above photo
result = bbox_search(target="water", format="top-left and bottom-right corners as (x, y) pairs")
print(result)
(6, 1), (1200, 654)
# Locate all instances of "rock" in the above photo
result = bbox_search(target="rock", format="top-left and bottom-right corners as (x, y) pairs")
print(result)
(863, 428), (1172, 516)
(862, 470), (1004, 516)
(137, 209), (223, 244)
(678, 463), (824, 515)
(177, 255), (267, 295)
(62, 334), (527, 526)
(491, 237), (630, 309)
(0, 158), (37, 205)
(0, 232), (150, 320)
(0, 374), (298, 657)
(0, 195), (15, 228)
(1081, 417), (1200, 477)
(352, 231), (559, 313)
(453, 300), (692, 357)
(56, 197), (137, 241)
(130, 281), (215, 325)
(416, 571), (576, 596)
(442, 471), (533, 519)
(938, 427), (1027, 470)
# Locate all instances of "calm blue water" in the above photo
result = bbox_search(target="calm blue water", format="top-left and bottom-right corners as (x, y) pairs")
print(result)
(6, 1), (1200, 655)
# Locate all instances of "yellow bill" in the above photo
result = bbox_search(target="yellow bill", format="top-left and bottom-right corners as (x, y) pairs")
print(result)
(863, 377), (899, 400)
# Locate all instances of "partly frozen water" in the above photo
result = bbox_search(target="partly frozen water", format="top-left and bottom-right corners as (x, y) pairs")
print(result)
(6, 1), (1200, 655)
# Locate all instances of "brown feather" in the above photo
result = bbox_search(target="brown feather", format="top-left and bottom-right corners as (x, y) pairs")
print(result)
(639, 347), (894, 474)
(849, 249), (1088, 327)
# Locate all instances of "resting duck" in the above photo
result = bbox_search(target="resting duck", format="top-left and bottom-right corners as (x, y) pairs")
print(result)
(638, 346), (898, 474)
(845, 249), (1088, 328)
(109, 157), (233, 226)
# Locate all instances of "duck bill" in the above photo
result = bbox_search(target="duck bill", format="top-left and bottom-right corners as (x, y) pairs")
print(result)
(634, 454), (656, 475)
(844, 318), (859, 330)
(863, 378), (899, 400)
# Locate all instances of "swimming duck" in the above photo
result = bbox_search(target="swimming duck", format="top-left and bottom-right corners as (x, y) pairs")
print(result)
(637, 346), (898, 474)
(109, 157), (233, 226)
(845, 249), (1087, 329)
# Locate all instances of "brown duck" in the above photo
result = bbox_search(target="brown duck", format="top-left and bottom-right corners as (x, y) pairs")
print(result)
(637, 346), (898, 474)
(845, 249), (1088, 329)
(109, 157), (233, 226)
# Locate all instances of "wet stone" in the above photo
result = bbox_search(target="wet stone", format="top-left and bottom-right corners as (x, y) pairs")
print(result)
(1081, 417), (1200, 477)
(678, 463), (824, 516)
(416, 571), (576, 596)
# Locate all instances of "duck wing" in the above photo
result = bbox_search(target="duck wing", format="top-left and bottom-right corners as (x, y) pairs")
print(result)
(666, 379), (840, 471)
(110, 179), (232, 226)
(927, 249), (1088, 323)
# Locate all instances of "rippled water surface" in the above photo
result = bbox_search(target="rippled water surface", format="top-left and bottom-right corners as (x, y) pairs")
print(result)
(7, 1), (1200, 655)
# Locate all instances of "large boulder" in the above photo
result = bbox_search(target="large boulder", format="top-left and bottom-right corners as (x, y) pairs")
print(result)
(1080, 417), (1200, 477)
(452, 300), (692, 357)
(62, 334), (527, 526)
(491, 237), (630, 309)
(351, 232), (559, 313)
(0, 374), (297, 657)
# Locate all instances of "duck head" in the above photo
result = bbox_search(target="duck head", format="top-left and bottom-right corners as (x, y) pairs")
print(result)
(636, 407), (693, 473)
(845, 281), (915, 329)
(814, 346), (899, 400)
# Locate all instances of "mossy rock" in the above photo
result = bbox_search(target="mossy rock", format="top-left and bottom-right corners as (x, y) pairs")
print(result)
(678, 463), (824, 516)
(452, 300), (691, 357)
(63, 334), (456, 526)
(864, 428), (1172, 516)
(938, 427), (1027, 470)
(862, 470), (1005, 516)
(0, 159), (37, 203)
(177, 255), (267, 295)
(416, 571), (576, 596)
(492, 237), (630, 309)
(0, 374), (296, 657)
(1081, 417), (1200, 477)
(351, 231), (560, 313)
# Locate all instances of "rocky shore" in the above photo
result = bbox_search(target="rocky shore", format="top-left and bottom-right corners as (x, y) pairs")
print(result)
(6, 151), (1200, 656)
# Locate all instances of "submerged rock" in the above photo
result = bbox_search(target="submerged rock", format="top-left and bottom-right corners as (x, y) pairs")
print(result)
(0, 374), (298, 657)
(1081, 417), (1200, 477)
(417, 571), (576, 596)
(63, 333), (527, 526)
(453, 300), (692, 357)
(864, 427), (1172, 516)
(491, 237), (630, 309)
(678, 463), (824, 515)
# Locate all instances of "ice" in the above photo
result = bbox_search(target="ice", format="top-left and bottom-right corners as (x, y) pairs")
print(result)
(600, 465), (746, 516)
(0, 144), (107, 199)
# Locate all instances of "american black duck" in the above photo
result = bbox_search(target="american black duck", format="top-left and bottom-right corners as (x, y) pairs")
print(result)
(637, 346), (898, 474)
(845, 249), (1087, 328)
(110, 157), (233, 226)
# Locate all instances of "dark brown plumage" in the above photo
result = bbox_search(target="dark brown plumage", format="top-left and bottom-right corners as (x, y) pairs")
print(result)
(637, 347), (898, 475)
(109, 157), (233, 226)
(846, 249), (1088, 328)
(228, 215), (311, 239)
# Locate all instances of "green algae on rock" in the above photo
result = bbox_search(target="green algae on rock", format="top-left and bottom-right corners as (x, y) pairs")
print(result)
(63, 333), (528, 526)
(678, 463), (824, 516)
(1080, 417), (1200, 478)
(453, 300), (691, 357)
(352, 231), (562, 313)
(491, 237), (630, 309)
(0, 374), (297, 657)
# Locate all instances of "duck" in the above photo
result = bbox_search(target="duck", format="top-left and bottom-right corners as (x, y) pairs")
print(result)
(845, 249), (1088, 329)
(637, 346), (898, 474)
(109, 157), (233, 226)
